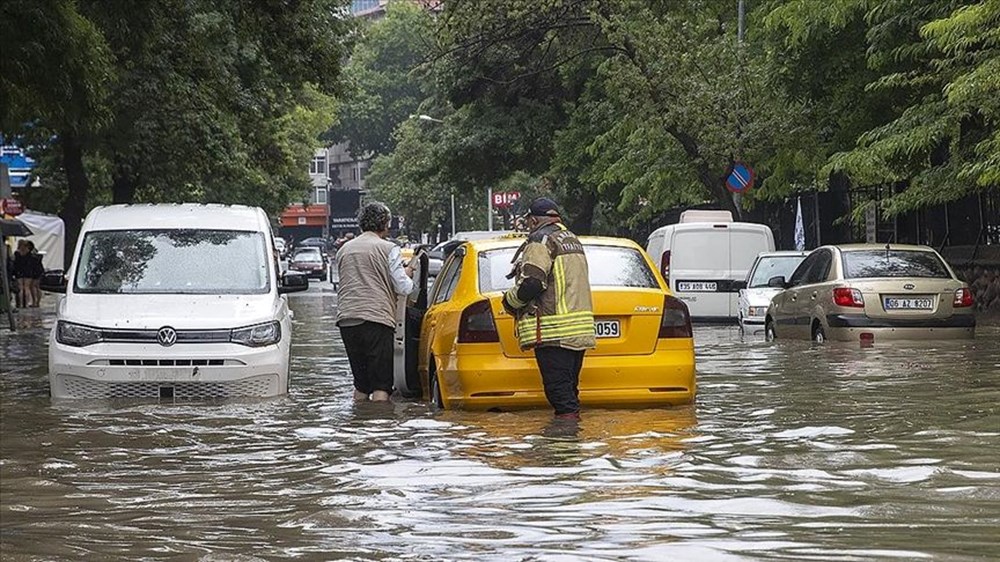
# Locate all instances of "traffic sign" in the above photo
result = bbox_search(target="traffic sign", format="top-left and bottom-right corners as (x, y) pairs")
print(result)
(1, 197), (24, 216)
(491, 191), (520, 209)
(725, 162), (754, 193)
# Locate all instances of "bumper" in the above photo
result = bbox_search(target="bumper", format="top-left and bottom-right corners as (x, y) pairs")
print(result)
(49, 340), (290, 399)
(434, 340), (696, 410)
(825, 313), (976, 342)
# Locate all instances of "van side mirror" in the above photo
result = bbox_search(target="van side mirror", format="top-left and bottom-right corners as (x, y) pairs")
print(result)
(279, 271), (309, 294)
(40, 270), (67, 293)
(767, 276), (787, 289)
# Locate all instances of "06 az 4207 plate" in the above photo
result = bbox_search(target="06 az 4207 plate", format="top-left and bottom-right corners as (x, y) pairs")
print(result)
(677, 281), (717, 292)
(883, 296), (934, 310)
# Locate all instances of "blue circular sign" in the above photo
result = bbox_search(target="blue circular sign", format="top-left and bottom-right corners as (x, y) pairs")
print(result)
(726, 163), (754, 193)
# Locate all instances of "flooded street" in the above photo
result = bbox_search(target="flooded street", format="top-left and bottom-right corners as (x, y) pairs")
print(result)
(2, 291), (999, 561)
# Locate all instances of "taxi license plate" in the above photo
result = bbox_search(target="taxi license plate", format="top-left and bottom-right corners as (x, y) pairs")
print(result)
(677, 281), (717, 292)
(595, 319), (621, 339)
(883, 296), (933, 310)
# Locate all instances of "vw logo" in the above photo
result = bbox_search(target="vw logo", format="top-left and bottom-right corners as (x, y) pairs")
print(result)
(903, 283), (915, 290)
(157, 326), (178, 347)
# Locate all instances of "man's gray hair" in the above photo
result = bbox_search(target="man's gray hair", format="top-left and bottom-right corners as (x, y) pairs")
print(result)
(359, 201), (392, 232)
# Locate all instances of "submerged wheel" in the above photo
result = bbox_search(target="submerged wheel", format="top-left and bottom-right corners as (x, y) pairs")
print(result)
(812, 323), (826, 344)
(764, 319), (776, 342)
(429, 363), (444, 409)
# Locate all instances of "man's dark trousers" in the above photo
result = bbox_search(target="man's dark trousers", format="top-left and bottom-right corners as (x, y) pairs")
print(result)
(534, 346), (586, 415)
(340, 321), (394, 395)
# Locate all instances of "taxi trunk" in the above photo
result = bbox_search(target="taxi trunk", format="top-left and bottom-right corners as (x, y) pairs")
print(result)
(492, 288), (666, 358)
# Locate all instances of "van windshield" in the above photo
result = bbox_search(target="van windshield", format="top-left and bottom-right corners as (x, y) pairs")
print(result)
(74, 229), (270, 294)
(479, 245), (659, 293)
(748, 256), (807, 288)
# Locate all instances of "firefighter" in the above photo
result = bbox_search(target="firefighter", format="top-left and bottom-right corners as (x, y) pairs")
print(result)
(502, 197), (596, 418)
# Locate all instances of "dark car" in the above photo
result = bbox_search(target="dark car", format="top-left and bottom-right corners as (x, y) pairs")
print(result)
(289, 247), (327, 281)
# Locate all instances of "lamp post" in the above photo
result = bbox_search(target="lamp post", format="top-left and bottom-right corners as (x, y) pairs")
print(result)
(410, 114), (455, 237)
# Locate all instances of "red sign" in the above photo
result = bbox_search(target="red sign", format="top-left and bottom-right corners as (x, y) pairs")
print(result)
(491, 191), (520, 209)
(1, 197), (24, 216)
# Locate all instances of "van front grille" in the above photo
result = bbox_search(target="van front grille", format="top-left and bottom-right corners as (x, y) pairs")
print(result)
(57, 375), (278, 400)
(97, 359), (230, 366)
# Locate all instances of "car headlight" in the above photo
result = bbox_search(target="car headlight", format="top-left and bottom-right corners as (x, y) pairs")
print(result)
(57, 321), (103, 347)
(230, 321), (281, 347)
(749, 306), (768, 317)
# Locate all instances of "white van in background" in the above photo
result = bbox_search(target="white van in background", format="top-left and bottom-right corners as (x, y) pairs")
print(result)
(645, 210), (775, 321)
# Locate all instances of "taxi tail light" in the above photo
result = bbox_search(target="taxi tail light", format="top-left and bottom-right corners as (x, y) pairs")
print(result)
(660, 250), (671, 284)
(833, 287), (865, 308)
(659, 295), (692, 338)
(953, 288), (974, 308)
(458, 300), (500, 343)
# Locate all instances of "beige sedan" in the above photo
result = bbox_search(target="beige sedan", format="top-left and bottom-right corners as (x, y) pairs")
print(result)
(765, 244), (976, 343)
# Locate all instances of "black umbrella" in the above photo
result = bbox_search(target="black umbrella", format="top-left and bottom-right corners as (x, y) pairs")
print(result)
(1, 218), (33, 237)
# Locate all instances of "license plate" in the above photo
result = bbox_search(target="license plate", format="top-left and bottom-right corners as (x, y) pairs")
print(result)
(677, 281), (717, 292)
(883, 296), (934, 310)
(594, 319), (621, 339)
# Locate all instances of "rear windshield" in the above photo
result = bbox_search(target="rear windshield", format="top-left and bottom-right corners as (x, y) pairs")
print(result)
(293, 251), (322, 262)
(842, 250), (951, 279)
(479, 245), (659, 293)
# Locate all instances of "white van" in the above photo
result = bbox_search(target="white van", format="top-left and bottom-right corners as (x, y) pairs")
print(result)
(645, 210), (775, 321)
(43, 204), (308, 400)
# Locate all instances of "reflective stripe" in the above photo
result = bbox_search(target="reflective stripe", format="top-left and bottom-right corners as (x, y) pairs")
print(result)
(516, 311), (593, 331)
(553, 256), (568, 315)
(505, 289), (527, 309)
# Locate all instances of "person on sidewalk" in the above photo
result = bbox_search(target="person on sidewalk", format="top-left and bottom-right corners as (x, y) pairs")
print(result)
(502, 197), (596, 419)
(336, 202), (414, 402)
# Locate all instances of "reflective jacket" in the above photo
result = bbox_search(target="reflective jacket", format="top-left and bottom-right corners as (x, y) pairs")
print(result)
(503, 222), (596, 351)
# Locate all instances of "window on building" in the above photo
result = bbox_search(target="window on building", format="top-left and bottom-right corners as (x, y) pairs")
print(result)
(315, 188), (327, 205)
(310, 154), (327, 175)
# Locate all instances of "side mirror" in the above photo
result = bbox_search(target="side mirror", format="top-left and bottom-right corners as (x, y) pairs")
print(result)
(732, 280), (747, 291)
(767, 276), (787, 289)
(40, 270), (67, 293)
(279, 271), (309, 294)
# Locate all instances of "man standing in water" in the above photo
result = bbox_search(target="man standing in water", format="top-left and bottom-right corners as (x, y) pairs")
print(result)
(503, 197), (596, 419)
(336, 202), (414, 402)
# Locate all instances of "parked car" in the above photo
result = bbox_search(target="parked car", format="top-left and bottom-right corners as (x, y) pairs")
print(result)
(289, 247), (327, 281)
(738, 251), (808, 334)
(646, 210), (774, 321)
(42, 203), (308, 400)
(407, 236), (696, 410)
(764, 244), (976, 343)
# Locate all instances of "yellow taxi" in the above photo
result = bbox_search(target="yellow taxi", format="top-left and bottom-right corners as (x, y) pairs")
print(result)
(416, 236), (696, 410)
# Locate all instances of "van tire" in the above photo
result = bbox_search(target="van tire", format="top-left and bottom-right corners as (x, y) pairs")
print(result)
(429, 361), (444, 409)
(765, 319), (776, 342)
(812, 322), (826, 344)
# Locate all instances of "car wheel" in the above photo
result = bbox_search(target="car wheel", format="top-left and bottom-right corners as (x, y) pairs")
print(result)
(812, 323), (826, 344)
(765, 319), (776, 342)
(429, 363), (444, 409)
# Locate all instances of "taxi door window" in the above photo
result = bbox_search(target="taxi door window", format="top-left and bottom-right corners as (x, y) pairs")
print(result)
(432, 255), (463, 304)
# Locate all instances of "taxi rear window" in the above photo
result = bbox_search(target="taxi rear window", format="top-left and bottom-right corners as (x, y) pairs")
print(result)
(479, 245), (659, 293)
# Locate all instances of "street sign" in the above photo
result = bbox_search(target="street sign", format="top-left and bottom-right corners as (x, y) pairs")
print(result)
(725, 162), (754, 193)
(491, 191), (520, 209)
(0, 197), (23, 216)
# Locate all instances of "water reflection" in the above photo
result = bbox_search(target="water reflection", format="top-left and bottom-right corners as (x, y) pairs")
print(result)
(1, 298), (998, 560)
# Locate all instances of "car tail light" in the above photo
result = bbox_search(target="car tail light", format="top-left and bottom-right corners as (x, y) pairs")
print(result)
(660, 250), (671, 284)
(953, 288), (974, 307)
(833, 287), (865, 308)
(458, 300), (500, 343)
(659, 295), (692, 338)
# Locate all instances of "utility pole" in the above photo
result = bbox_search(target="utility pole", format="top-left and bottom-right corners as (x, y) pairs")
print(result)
(450, 193), (456, 238)
(487, 187), (493, 231)
(732, 0), (746, 219)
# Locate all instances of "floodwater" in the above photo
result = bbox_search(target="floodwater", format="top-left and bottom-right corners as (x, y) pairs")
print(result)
(2, 292), (998, 561)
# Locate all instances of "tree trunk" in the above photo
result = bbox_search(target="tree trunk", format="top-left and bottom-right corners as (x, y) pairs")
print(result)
(112, 164), (137, 204)
(567, 187), (596, 234)
(59, 132), (90, 270)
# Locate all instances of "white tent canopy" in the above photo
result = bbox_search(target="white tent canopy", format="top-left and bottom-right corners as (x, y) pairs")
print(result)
(17, 210), (66, 271)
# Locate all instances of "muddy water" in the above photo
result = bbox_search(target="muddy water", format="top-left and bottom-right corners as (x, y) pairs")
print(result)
(1, 293), (998, 561)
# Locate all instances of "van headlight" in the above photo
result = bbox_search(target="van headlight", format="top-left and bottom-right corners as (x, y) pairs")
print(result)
(230, 321), (281, 347)
(57, 321), (103, 347)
